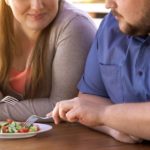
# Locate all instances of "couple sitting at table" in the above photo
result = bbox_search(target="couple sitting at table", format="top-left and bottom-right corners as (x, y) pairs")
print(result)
(1, 0), (150, 144)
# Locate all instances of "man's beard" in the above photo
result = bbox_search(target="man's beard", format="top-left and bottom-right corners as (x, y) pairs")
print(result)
(112, 10), (150, 36)
(119, 20), (150, 36)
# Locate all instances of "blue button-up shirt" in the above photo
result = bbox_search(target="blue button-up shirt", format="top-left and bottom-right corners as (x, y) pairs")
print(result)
(78, 13), (150, 104)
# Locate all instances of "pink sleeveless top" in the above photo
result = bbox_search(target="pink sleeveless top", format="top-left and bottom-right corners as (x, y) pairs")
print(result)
(9, 68), (30, 94)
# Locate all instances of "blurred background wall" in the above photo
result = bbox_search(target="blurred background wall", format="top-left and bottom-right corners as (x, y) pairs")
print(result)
(69, 0), (108, 28)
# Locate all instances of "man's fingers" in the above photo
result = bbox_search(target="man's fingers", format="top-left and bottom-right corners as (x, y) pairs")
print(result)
(52, 99), (76, 124)
(65, 108), (80, 123)
(129, 136), (143, 143)
(58, 100), (74, 120)
(52, 102), (61, 124)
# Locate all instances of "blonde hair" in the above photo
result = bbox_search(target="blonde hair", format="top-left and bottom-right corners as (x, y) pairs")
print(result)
(0, 0), (14, 87)
(0, 0), (53, 98)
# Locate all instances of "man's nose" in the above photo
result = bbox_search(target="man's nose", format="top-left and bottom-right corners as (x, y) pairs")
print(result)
(105, 0), (116, 9)
(30, 0), (44, 10)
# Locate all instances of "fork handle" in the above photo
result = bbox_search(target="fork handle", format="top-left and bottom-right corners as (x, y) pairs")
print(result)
(46, 111), (52, 118)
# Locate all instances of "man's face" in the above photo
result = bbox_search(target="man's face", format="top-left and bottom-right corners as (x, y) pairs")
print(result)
(105, 0), (150, 36)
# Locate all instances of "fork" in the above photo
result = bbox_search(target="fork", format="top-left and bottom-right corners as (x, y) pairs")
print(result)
(24, 114), (53, 127)
(0, 96), (19, 105)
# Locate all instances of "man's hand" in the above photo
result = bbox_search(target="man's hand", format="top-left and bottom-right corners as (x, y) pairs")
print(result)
(48, 97), (108, 126)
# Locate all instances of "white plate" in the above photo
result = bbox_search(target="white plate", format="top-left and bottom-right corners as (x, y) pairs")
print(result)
(0, 123), (52, 139)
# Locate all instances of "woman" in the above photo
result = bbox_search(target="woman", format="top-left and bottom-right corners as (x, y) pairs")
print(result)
(0, 0), (96, 121)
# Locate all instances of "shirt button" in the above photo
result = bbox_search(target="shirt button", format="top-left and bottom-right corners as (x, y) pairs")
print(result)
(138, 71), (143, 76)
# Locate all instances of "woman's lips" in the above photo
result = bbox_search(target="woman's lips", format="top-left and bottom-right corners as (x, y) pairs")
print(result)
(28, 13), (46, 20)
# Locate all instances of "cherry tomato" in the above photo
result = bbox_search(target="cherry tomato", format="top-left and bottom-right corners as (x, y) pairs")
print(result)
(18, 128), (29, 133)
(36, 126), (40, 131)
(6, 118), (14, 124)
(22, 128), (29, 132)
(2, 126), (9, 133)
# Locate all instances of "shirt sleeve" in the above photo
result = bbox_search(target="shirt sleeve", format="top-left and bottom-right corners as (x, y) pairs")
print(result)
(0, 15), (96, 121)
(78, 26), (109, 98)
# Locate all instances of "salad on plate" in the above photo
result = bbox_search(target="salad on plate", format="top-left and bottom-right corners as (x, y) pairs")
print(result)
(0, 119), (39, 133)
(0, 119), (52, 139)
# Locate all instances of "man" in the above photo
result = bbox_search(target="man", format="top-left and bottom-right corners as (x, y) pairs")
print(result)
(47, 0), (150, 143)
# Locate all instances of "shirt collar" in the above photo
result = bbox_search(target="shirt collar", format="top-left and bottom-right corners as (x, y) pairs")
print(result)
(133, 35), (149, 43)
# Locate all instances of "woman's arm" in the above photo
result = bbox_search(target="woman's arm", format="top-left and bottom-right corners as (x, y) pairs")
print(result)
(0, 15), (96, 121)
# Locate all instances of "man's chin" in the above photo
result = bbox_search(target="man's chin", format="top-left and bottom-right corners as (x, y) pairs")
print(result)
(120, 27), (149, 36)
(118, 22), (138, 36)
(118, 21), (150, 36)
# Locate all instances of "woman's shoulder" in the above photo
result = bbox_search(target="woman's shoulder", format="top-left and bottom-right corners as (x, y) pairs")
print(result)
(54, 0), (95, 28)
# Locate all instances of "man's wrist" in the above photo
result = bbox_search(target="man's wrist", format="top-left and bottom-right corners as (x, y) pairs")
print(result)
(98, 105), (110, 125)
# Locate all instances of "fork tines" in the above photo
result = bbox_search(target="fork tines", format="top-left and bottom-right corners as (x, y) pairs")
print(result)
(1, 96), (19, 105)
(24, 115), (39, 127)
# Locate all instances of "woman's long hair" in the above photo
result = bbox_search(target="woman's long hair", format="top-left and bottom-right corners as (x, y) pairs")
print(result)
(0, 0), (14, 89)
(0, 0), (59, 98)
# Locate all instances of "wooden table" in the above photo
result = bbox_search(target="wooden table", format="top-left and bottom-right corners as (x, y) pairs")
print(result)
(0, 123), (150, 150)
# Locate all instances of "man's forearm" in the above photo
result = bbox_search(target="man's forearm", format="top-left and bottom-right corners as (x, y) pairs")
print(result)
(79, 93), (150, 140)
(103, 102), (150, 140)
(91, 125), (142, 143)
(78, 92), (112, 105)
